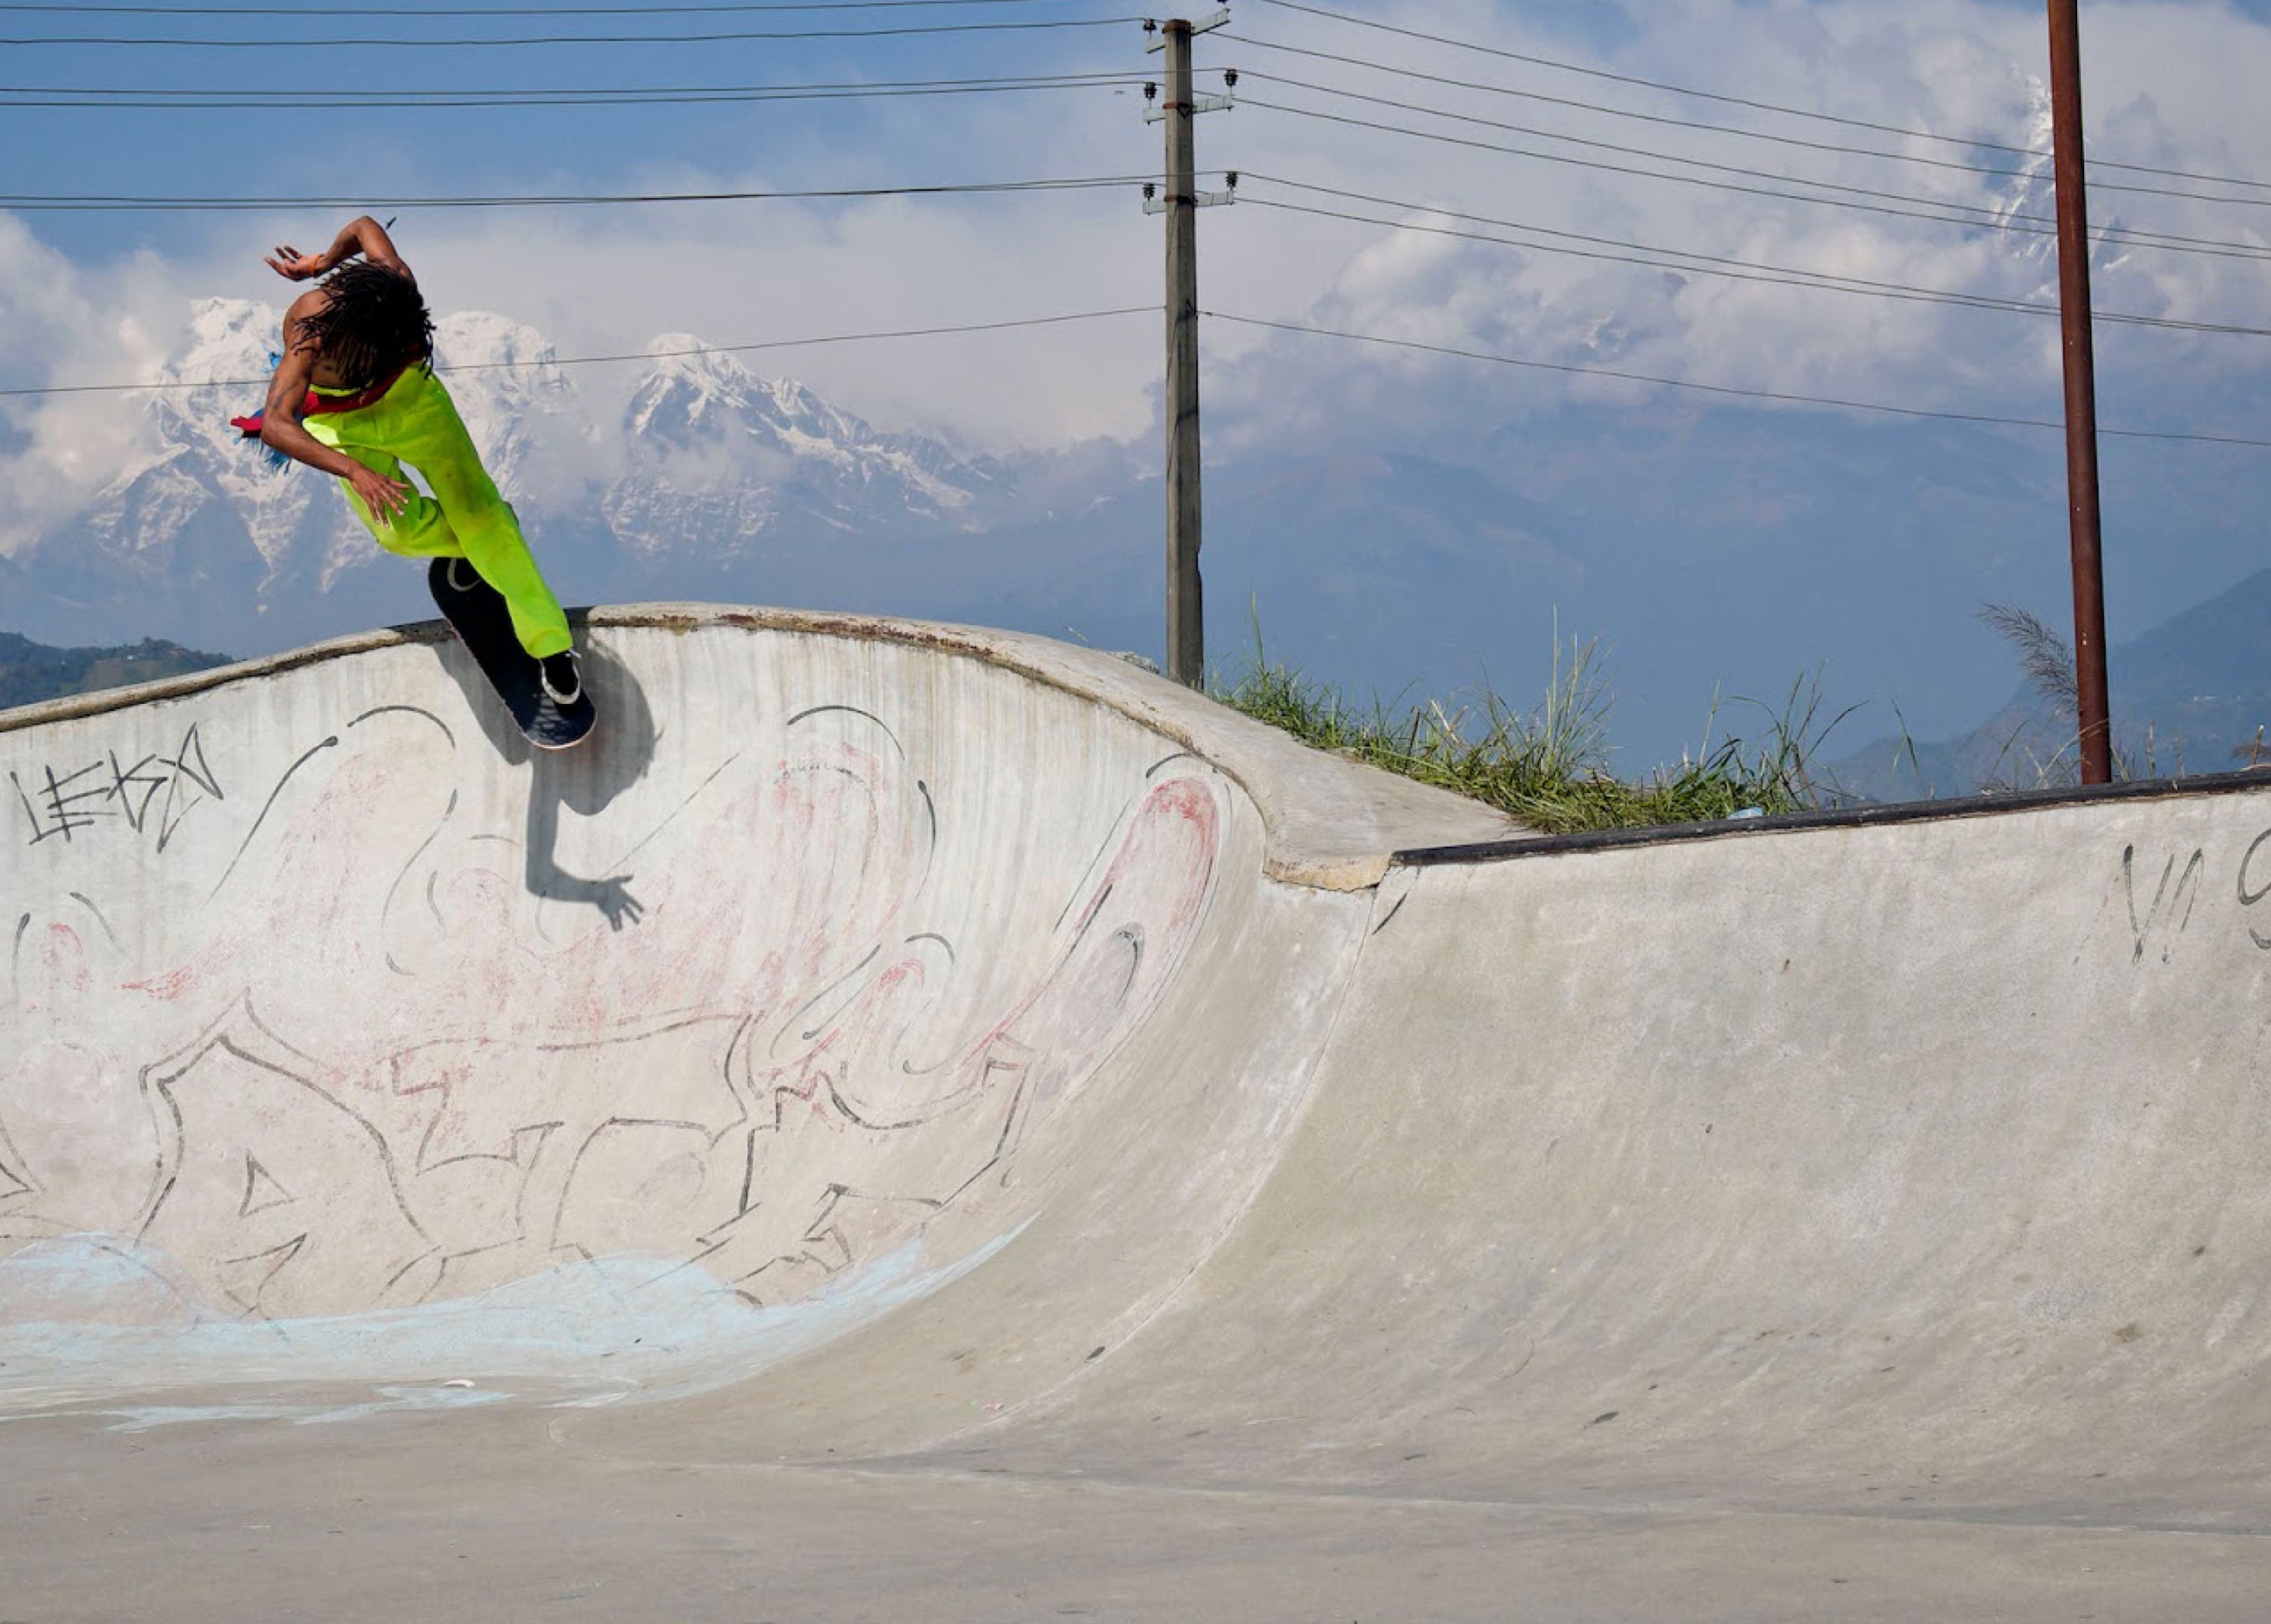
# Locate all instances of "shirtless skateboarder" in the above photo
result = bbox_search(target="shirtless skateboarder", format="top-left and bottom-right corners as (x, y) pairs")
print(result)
(233, 215), (582, 710)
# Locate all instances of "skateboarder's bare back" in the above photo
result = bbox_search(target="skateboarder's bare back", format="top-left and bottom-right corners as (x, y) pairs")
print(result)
(235, 216), (582, 709)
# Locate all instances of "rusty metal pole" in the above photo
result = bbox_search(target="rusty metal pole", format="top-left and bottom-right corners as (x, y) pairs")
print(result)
(2047, 0), (2113, 784)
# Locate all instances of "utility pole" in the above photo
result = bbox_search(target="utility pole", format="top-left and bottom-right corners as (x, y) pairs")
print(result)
(2047, 0), (2113, 784)
(1144, 13), (1234, 687)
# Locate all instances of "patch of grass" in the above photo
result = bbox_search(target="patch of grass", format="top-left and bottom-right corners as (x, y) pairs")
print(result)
(1210, 623), (1851, 836)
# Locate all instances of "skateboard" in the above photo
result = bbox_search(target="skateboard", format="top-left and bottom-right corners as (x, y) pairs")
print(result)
(427, 558), (596, 751)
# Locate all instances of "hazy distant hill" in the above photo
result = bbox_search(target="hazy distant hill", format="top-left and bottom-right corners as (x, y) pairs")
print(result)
(1831, 566), (2271, 799)
(0, 631), (233, 712)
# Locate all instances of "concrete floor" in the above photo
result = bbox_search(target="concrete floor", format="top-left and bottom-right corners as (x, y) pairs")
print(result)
(10, 1400), (2267, 1623)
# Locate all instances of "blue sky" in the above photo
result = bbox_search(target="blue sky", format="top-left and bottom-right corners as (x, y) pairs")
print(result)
(5, 0), (2269, 761)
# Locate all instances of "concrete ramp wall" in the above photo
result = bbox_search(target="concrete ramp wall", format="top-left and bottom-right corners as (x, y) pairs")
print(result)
(727, 780), (2271, 1527)
(0, 609), (1505, 1414)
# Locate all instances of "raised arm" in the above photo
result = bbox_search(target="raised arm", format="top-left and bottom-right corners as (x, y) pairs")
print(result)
(263, 216), (413, 284)
(256, 291), (414, 519)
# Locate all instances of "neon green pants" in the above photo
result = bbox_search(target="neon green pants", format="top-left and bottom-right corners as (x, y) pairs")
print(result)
(305, 366), (572, 659)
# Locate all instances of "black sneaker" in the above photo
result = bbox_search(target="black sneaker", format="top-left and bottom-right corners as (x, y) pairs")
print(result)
(446, 557), (481, 594)
(539, 650), (582, 707)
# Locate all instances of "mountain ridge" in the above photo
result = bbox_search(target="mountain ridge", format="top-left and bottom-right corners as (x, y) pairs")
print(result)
(1830, 567), (2271, 799)
(0, 631), (233, 712)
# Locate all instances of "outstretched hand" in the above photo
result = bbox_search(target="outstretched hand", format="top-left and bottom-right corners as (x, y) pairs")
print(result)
(263, 244), (328, 281)
(346, 463), (415, 522)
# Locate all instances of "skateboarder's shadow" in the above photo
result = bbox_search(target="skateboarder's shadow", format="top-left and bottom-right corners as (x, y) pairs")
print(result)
(442, 628), (658, 933)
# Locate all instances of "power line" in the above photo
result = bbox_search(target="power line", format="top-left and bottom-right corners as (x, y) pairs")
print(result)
(1248, 71), (2079, 226)
(1243, 192), (2035, 318)
(1, 16), (1138, 45)
(0, 173), (1170, 210)
(1222, 33), (2271, 206)
(1206, 311), (2271, 449)
(1248, 0), (2271, 193)
(0, 77), (1147, 110)
(0, 0), (1083, 10)
(1236, 177), (2271, 339)
(24, 33), (2255, 214)
(24, 0), (2252, 195)
(1240, 98), (2271, 264)
(15, 290), (2258, 445)
(0, 69), (1150, 96)
(1249, 73), (2271, 248)
(0, 307), (1158, 399)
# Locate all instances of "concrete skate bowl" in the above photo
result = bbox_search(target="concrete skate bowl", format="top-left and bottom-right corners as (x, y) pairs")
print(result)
(0, 606), (1507, 1423)
(13, 605), (2271, 1599)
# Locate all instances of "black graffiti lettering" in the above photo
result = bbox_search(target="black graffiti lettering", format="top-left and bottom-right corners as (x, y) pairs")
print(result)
(2124, 844), (2206, 965)
(14, 723), (224, 850)
(14, 762), (114, 845)
(156, 724), (223, 851)
(105, 751), (170, 834)
(2236, 829), (2271, 950)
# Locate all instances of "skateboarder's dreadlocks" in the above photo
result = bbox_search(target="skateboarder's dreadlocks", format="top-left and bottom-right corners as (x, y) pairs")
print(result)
(293, 261), (434, 393)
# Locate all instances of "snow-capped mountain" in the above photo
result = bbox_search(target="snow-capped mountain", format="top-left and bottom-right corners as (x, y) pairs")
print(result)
(2, 301), (1020, 656)
(604, 337), (1010, 561)
(21, 299), (345, 647)
(430, 310), (593, 505)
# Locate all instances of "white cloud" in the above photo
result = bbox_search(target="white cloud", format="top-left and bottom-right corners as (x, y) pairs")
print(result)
(1201, 0), (2271, 450)
(0, 218), (181, 553)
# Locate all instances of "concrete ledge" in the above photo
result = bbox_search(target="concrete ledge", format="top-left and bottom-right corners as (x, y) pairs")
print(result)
(1397, 758), (2271, 867)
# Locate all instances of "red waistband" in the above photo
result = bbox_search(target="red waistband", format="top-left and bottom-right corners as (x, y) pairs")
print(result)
(230, 361), (415, 440)
(305, 361), (413, 416)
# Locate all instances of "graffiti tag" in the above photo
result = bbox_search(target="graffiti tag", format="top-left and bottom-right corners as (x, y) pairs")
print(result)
(10, 724), (223, 850)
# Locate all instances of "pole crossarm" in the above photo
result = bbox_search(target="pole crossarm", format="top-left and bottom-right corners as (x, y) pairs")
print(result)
(1143, 6), (1227, 49)
(1144, 87), (1235, 120)
(1143, 173), (1237, 211)
(1143, 188), (1236, 210)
